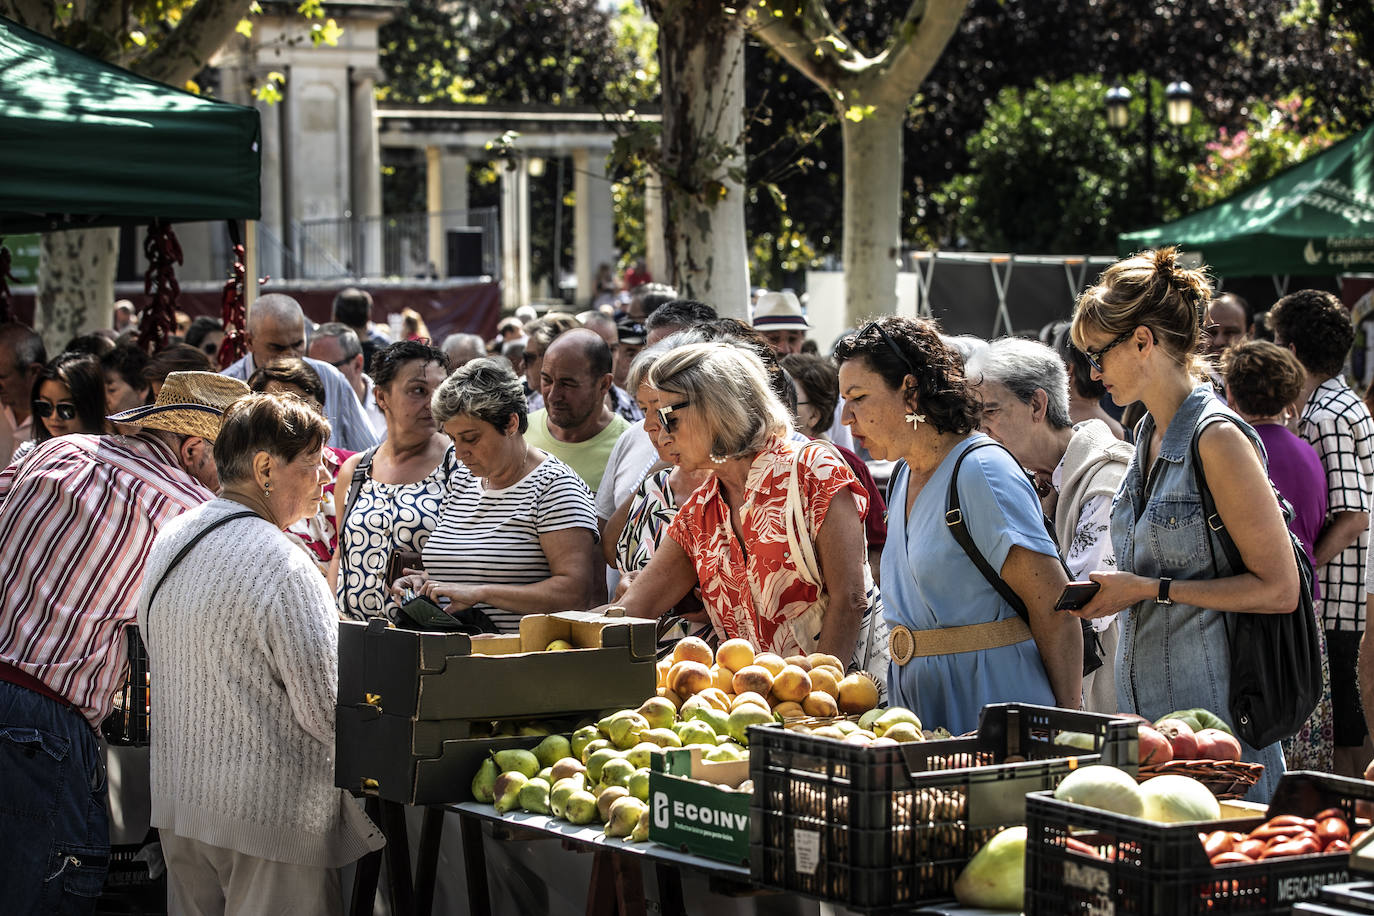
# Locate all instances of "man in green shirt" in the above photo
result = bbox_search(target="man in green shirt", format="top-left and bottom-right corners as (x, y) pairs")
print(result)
(525, 328), (630, 495)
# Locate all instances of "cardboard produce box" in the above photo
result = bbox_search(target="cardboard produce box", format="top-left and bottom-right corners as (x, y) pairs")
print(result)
(334, 703), (548, 805)
(649, 745), (751, 865)
(337, 611), (656, 721)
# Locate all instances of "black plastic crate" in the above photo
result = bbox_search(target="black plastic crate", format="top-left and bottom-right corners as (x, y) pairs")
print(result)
(101, 626), (150, 747)
(748, 702), (1138, 912)
(1025, 771), (1374, 915)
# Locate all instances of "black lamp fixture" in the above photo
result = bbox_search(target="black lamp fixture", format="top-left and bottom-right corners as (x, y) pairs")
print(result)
(1103, 78), (1195, 221)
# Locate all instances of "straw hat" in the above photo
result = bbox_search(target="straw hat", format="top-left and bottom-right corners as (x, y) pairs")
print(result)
(752, 291), (809, 332)
(107, 371), (249, 442)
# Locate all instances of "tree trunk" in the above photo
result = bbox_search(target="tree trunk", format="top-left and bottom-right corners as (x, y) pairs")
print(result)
(654, 2), (750, 319)
(840, 106), (904, 328)
(36, 228), (119, 353)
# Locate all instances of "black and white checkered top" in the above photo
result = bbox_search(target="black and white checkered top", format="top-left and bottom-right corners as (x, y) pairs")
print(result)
(1299, 377), (1374, 632)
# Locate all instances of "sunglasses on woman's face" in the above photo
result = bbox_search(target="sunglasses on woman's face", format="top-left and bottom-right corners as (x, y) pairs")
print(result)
(657, 399), (691, 435)
(33, 400), (77, 420)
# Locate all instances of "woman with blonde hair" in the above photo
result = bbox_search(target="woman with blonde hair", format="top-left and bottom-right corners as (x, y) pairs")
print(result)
(615, 343), (877, 669)
(1069, 247), (1299, 801)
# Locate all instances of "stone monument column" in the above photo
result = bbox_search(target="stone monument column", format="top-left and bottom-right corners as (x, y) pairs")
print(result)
(349, 67), (384, 276)
(573, 146), (616, 307)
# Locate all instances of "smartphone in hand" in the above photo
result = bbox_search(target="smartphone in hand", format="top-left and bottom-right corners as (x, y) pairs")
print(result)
(1054, 581), (1101, 612)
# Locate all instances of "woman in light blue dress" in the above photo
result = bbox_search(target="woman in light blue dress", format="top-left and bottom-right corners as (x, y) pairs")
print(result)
(1069, 247), (1298, 802)
(835, 319), (1084, 735)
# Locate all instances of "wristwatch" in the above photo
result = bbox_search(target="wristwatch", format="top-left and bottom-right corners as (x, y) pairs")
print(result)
(1157, 577), (1174, 606)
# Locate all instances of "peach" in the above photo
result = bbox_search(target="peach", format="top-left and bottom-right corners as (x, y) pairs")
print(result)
(672, 636), (715, 667)
(784, 655), (813, 671)
(655, 657), (673, 689)
(732, 665), (775, 698)
(771, 665), (813, 704)
(808, 667), (840, 699)
(716, 638), (755, 673)
(772, 701), (806, 719)
(836, 673), (880, 714)
(668, 660), (712, 697)
(710, 664), (734, 693)
(731, 691), (771, 712)
(807, 653), (844, 672)
(753, 653), (787, 677)
(697, 687), (731, 712)
(802, 691), (839, 717)
(656, 686), (684, 710)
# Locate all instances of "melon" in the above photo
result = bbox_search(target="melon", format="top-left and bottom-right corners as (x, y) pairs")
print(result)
(953, 826), (1027, 910)
(1138, 774), (1221, 823)
(1053, 765), (1145, 818)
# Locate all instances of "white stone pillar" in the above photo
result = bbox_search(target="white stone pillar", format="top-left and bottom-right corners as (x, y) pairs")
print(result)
(440, 150), (471, 276)
(573, 146), (617, 307)
(425, 145), (443, 277)
(254, 67), (284, 281)
(500, 163), (531, 309)
(643, 167), (668, 286)
(350, 67), (384, 277)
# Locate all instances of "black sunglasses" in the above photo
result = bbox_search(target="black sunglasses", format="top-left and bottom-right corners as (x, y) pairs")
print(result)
(657, 399), (691, 434)
(859, 320), (918, 378)
(33, 400), (77, 420)
(1079, 329), (1136, 373)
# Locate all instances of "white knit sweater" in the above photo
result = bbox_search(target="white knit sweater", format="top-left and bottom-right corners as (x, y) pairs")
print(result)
(137, 498), (383, 867)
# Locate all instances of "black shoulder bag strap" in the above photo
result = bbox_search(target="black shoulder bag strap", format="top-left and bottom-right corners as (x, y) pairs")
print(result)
(342, 445), (381, 537)
(944, 439), (1102, 676)
(146, 510), (260, 619)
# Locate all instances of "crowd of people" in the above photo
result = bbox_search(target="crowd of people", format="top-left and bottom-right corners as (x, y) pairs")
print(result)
(0, 254), (1371, 912)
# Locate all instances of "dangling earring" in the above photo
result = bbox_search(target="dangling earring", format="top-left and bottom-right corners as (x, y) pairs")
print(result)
(263, 481), (272, 495)
(905, 412), (926, 428)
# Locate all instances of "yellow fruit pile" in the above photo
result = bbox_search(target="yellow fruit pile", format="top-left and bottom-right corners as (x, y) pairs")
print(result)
(656, 636), (880, 718)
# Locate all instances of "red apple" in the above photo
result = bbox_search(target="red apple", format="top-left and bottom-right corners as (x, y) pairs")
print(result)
(1154, 718), (1198, 760)
(1194, 728), (1242, 762)
(1138, 724), (1173, 766)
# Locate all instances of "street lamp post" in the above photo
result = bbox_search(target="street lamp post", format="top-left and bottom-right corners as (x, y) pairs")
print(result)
(1105, 79), (1194, 221)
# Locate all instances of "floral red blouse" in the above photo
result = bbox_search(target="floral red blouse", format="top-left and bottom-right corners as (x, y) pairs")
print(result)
(666, 437), (868, 656)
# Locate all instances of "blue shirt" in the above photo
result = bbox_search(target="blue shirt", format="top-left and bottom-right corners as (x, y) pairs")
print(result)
(881, 434), (1058, 735)
(223, 354), (381, 453)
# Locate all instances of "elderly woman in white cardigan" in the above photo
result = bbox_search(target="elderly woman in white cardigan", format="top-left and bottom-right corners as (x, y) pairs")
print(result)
(977, 337), (1135, 713)
(139, 393), (381, 915)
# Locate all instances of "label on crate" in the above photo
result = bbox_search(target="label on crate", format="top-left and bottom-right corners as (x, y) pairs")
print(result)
(1062, 860), (1113, 915)
(792, 828), (821, 876)
(1277, 869), (1349, 905)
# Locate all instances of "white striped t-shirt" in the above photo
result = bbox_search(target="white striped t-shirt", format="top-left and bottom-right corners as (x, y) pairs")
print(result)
(422, 455), (598, 632)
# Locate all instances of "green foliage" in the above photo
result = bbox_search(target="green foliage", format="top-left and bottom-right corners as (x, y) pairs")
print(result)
(934, 74), (1210, 254)
(1190, 94), (1348, 207)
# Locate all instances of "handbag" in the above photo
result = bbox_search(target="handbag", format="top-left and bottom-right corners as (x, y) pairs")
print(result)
(782, 440), (890, 700)
(1190, 416), (1322, 749)
(940, 440), (1104, 677)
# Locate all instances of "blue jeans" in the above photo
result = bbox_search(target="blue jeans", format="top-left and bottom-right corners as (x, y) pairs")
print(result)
(0, 681), (109, 914)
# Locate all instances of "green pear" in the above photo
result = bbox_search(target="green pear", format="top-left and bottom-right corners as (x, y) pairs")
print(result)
(586, 747), (624, 784)
(493, 771), (528, 814)
(596, 785), (630, 821)
(564, 789), (599, 825)
(857, 708), (885, 731)
(628, 767), (651, 802)
(705, 743), (747, 763)
(580, 738), (611, 765)
(883, 721), (923, 743)
(518, 777), (551, 815)
(470, 758), (499, 804)
(629, 806), (650, 842)
(549, 757), (586, 784)
(537, 766), (553, 783)
(637, 696), (677, 730)
(599, 757), (636, 790)
(517, 723), (551, 737)
(624, 742), (661, 769)
(677, 720), (718, 747)
(550, 774), (587, 818)
(602, 711), (651, 749)
(726, 705), (775, 745)
(834, 720), (859, 735)
(492, 748), (540, 778)
(493, 720), (519, 737)
(691, 706), (730, 737)
(641, 727), (683, 749)
(714, 733), (738, 746)
(570, 725), (600, 760)
(533, 734), (572, 769)
(874, 707), (921, 738)
(678, 695), (711, 720)
(605, 796), (647, 838)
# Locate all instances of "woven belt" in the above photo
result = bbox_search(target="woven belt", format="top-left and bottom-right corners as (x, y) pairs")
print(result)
(888, 618), (1034, 666)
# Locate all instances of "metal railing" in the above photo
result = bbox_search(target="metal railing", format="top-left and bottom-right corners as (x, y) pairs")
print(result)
(289, 208), (500, 281)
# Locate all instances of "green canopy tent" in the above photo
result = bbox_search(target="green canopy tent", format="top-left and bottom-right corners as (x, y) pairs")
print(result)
(1119, 124), (1374, 276)
(0, 14), (260, 235)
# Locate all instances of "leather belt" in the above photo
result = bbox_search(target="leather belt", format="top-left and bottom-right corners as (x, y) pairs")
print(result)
(888, 617), (1034, 666)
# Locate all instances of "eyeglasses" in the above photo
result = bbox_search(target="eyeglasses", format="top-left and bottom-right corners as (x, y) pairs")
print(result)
(657, 399), (691, 434)
(33, 400), (77, 420)
(1079, 329), (1135, 373)
(859, 320), (918, 378)
(328, 355), (359, 369)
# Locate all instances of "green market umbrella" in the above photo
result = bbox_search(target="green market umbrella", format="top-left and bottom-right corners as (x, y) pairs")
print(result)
(1119, 124), (1374, 276)
(0, 14), (260, 234)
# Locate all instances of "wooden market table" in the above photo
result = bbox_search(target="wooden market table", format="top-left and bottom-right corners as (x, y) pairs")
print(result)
(349, 798), (762, 916)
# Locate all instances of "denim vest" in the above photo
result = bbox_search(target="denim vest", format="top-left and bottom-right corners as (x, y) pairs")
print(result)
(1111, 385), (1284, 801)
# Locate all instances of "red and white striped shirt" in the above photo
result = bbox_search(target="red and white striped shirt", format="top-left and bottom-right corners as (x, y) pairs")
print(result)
(0, 434), (212, 728)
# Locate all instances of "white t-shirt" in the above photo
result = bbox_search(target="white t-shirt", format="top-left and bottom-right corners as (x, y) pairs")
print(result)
(422, 456), (598, 633)
(594, 423), (661, 521)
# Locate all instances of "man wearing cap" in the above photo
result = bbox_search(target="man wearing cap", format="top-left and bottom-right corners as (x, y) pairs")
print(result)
(752, 292), (855, 451)
(0, 371), (248, 913)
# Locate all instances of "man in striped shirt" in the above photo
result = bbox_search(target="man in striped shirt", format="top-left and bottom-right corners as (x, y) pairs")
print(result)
(0, 371), (247, 913)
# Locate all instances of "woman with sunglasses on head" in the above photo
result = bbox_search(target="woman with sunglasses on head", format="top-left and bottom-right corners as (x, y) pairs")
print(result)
(614, 342), (877, 671)
(833, 318), (1083, 735)
(1068, 247), (1298, 802)
(11, 352), (108, 464)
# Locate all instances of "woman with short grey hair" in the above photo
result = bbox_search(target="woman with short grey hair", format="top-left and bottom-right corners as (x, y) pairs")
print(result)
(979, 336), (1135, 713)
(615, 343), (878, 667)
(393, 358), (599, 633)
